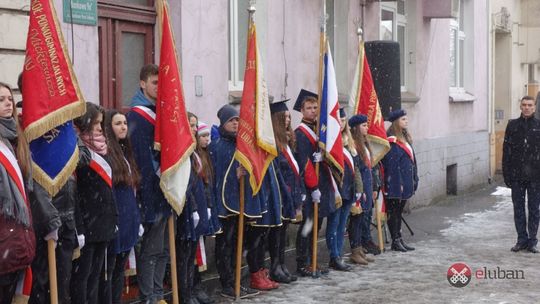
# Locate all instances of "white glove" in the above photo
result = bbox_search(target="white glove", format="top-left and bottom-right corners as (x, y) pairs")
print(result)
(44, 228), (59, 242)
(301, 194), (307, 202)
(355, 193), (362, 201)
(192, 211), (200, 227)
(77, 234), (85, 249)
(138, 224), (145, 237)
(312, 189), (321, 203)
(312, 152), (322, 163)
(207, 208), (212, 219)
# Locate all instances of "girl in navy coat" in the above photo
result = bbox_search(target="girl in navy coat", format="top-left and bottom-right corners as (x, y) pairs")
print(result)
(99, 110), (142, 304)
(71, 103), (118, 304)
(381, 109), (418, 252)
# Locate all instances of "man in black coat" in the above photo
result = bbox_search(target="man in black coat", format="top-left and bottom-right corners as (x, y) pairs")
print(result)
(503, 95), (540, 253)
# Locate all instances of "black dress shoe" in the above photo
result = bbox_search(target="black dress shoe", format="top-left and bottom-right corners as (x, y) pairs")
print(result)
(511, 243), (528, 252)
(280, 264), (297, 282)
(296, 266), (313, 277)
(391, 239), (408, 252)
(528, 245), (539, 253)
(329, 257), (352, 271)
(400, 239), (415, 251)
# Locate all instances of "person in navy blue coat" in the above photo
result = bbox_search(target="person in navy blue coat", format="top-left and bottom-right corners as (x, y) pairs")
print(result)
(209, 104), (260, 299)
(381, 109), (418, 252)
(99, 110), (142, 304)
(293, 89), (336, 277)
(126, 64), (171, 303)
(326, 109), (356, 271)
(267, 99), (304, 283)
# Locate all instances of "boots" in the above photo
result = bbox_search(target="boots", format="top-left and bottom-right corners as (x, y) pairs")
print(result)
(250, 269), (276, 290)
(400, 239), (415, 251)
(391, 238), (408, 252)
(358, 246), (375, 262)
(270, 261), (291, 283)
(349, 247), (368, 265)
(280, 264), (297, 282)
(329, 257), (352, 271)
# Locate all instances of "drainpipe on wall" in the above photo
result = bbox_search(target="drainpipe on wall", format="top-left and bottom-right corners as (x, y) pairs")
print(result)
(488, 0), (496, 181)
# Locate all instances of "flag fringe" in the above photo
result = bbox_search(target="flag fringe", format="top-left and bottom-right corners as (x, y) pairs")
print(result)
(220, 158), (263, 218)
(367, 134), (390, 165)
(31, 146), (79, 197)
(159, 142), (195, 215)
(234, 150), (273, 196)
(24, 102), (86, 142)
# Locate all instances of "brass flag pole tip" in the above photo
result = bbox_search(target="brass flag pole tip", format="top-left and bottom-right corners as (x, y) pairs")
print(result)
(357, 27), (363, 37)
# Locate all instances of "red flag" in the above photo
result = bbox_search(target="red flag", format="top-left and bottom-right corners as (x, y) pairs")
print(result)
(349, 39), (390, 165)
(154, 0), (195, 215)
(234, 19), (277, 194)
(22, 0), (85, 139)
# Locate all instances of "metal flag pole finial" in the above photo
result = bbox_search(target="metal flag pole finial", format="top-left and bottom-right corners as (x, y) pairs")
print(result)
(353, 17), (363, 38)
(248, 0), (256, 14)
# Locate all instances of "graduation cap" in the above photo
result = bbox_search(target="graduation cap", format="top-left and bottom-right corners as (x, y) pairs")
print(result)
(388, 109), (407, 122)
(270, 99), (290, 114)
(293, 89), (318, 112)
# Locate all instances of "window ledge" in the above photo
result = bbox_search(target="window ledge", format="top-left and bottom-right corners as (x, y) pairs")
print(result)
(228, 91), (242, 105)
(449, 91), (476, 103)
(401, 91), (420, 104)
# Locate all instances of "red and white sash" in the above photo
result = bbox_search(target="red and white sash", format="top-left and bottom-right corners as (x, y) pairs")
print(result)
(343, 148), (354, 175)
(125, 247), (137, 276)
(297, 123), (318, 147)
(132, 105), (156, 126)
(89, 151), (112, 188)
(14, 266), (32, 303)
(196, 236), (207, 272)
(0, 141), (27, 203)
(388, 136), (414, 161)
(282, 145), (300, 177)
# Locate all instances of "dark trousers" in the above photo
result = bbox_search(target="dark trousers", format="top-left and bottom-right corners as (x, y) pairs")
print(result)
(386, 199), (406, 241)
(511, 181), (540, 247)
(99, 246), (130, 304)
(348, 214), (362, 250)
(215, 216), (238, 288)
(268, 222), (289, 266)
(29, 225), (77, 304)
(295, 216), (323, 269)
(246, 226), (268, 273)
(0, 270), (22, 304)
(71, 241), (108, 304)
(360, 208), (373, 245)
(176, 239), (197, 304)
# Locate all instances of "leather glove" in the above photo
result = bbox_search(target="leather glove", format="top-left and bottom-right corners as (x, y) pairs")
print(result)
(312, 152), (322, 163)
(77, 234), (85, 249)
(312, 189), (321, 203)
(192, 211), (200, 227)
(138, 224), (145, 237)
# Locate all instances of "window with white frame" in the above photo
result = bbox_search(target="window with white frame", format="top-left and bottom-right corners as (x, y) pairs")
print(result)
(380, 0), (408, 91)
(228, 0), (250, 91)
(449, 0), (465, 90)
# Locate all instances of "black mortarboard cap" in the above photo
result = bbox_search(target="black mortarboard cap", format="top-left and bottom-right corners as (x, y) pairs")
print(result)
(270, 99), (290, 114)
(293, 89), (318, 112)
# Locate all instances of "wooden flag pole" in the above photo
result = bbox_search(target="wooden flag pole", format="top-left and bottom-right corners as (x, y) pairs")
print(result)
(47, 239), (58, 304)
(312, 0), (326, 278)
(235, 177), (246, 300)
(168, 215), (179, 304)
(375, 192), (384, 252)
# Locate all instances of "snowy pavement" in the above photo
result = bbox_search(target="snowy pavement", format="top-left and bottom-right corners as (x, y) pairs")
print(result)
(217, 186), (540, 304)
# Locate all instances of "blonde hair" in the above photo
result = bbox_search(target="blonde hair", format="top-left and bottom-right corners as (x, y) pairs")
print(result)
(387, 120), (413, 144)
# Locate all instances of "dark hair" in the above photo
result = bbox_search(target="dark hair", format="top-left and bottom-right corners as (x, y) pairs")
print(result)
(17, 73), (23, 94)
(74, 102), (104, 135)
(0, 82), (31, 178)
(139, 64), (159, 82)
(195, 129), (214, 185)
(350, 124), (372, 166)
(522, 95), (536, 104)
(104, 110), (141, 188)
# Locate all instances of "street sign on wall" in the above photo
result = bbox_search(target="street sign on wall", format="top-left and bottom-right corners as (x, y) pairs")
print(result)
(63, 0), (97, 26)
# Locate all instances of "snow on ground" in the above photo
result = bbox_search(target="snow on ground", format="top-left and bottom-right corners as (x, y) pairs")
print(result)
(218, 190), (540, 304)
